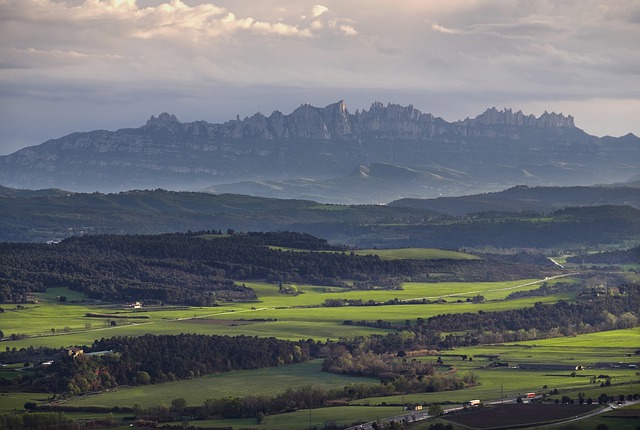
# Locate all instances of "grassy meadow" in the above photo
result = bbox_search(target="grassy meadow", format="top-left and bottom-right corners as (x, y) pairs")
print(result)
(2, 278), (570, 348)
(66, 360), (378, 408)
(189, 405), (405, 430)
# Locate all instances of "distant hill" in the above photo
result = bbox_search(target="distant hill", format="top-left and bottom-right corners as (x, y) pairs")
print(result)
(0, 185), (73, 198)
(2, 187), (640, 250)
(566, 244), (640, 265)
(1, 101), (638, 202)
(204, 162), (462, 204)
(389, 185), (640, 216)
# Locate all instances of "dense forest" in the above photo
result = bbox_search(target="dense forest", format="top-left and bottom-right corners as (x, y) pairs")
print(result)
(0, 231), (546, 305)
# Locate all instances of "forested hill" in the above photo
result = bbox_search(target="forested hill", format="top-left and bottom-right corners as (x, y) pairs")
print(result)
(0, 188), (438, 243)
(389, 185), (640, 216)
(3, 188), (640, 250)
(0, 231), (545, 305)
(567, 245), (640, 265)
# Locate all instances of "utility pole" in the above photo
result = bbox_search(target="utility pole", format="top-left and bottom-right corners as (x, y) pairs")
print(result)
(308, 394), (312, 430)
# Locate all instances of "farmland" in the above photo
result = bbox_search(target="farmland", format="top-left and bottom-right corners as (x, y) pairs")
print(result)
(66, 360), (379, 409)
(1, 277), (569, 348)
(1, 230), (639, 430)
(3, 279), (639, 429)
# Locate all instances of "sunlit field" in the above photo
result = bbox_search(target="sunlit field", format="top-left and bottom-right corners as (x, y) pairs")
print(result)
(1, 278), (573, 348)
(67, 360), (378, 408)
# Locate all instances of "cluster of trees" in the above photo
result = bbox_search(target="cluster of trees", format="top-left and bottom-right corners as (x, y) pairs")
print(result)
(542, 392), (640, 406)
(0, 412), (74, 430)
(0, 231), (545, 305)
(322, 349), (436, 378)
(319, 347), (477, 394)
(7, 334), (311, 395)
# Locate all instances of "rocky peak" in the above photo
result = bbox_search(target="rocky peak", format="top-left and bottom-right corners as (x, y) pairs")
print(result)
(460, 107), (574, 129)
(145, 113), (181, 130)
(537, 111), (575, 128)
(283, 100), (351, 139)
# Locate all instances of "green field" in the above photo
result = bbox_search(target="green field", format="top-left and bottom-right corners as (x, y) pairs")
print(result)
(190, 405), (404, 429)
(66, 360), (378, 408)
(1, 278), (571, 349)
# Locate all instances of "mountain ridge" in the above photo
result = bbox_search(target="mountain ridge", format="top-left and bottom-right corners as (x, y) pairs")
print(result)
(1, 101), (638, 200)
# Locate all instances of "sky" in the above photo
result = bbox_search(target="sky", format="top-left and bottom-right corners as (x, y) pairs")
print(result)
(1, 0), (639, 155)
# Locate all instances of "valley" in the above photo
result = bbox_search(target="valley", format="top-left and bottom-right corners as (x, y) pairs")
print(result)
(1, 228), (639, 429)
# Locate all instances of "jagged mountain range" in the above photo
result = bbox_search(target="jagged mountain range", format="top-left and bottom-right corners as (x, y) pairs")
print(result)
(1, 101), (638, 202)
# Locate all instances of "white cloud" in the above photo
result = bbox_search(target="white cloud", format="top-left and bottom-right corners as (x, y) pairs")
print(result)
(311, 4), (328, 18)
(431, 22), (462, 35)
(339, 24), (357, 36)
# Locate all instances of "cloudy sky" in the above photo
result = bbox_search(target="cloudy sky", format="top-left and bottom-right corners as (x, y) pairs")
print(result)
(1, 0), (639, 155)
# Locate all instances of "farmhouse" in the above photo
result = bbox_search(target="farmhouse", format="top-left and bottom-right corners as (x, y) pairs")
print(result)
(124, 301), (143, 309)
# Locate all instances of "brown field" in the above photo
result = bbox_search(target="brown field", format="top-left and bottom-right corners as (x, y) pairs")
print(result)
(445, 404), (601, 429)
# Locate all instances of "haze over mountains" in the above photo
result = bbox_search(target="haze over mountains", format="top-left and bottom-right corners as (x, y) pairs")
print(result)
(1, 101), (638, 203)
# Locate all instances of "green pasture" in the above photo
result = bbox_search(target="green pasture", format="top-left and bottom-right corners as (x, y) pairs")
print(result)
(520, 328), (640, 349)
(0, 302), (111, 339)
(53, 294), (564, 344)
(1, 278), (574, 349)
(35, 287), (87, 302)
(66, 360), (378, 409)
(192, 405), (403, 430)
(231, 278), (569, 313)
(0, 392), (51, 412)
